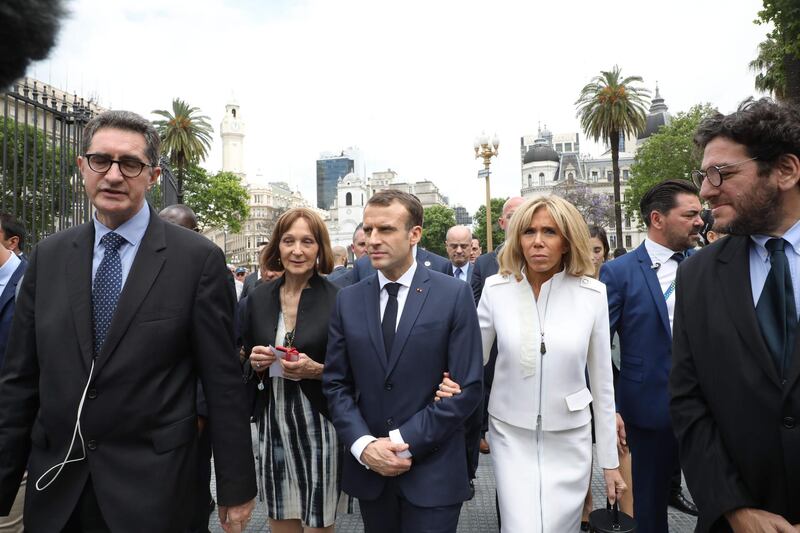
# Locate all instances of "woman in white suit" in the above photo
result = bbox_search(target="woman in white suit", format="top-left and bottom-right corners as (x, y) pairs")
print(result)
(440, 195), (625, 532)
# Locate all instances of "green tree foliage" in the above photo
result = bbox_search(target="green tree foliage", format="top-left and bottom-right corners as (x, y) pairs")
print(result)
(420, 204), (456, 257)
(152, 99), (213, 203)
(473, 197), (507, 251)
(750, 36), (787, 100)
(552, 183), (614, 228)
(183, 165), (250, 232)
(576, 66), (649, 250)
(754, 0), (800, 104)
(0, 117), (80, 244)
(626, 104), (717, 221)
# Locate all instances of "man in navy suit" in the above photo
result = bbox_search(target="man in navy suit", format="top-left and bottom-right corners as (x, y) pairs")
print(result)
(600, 180), (704, 533)
(323, 190), (483, 533)
(444, 225), (472, 282)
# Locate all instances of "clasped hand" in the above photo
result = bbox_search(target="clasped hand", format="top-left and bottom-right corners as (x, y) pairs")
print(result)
(360, 437), (412, 477)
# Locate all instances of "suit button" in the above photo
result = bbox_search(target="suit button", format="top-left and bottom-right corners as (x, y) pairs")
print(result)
(87, 388), (97, 399)
(384, 382), (393, 391)
(87, 440), (98, 451)
(783, 417), (796, 429)
(386, 418), (394, 427)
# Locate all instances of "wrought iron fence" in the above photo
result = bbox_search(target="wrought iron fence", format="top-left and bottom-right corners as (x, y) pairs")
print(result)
(1, 79), (179, 249)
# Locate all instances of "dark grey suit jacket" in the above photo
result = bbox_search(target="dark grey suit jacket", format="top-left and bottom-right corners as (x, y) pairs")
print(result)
(670, 236), (800, 530)
(0, 209), (256, 532)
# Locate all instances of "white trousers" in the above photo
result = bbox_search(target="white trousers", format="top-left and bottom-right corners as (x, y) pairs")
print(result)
(489, 416), (592, 533)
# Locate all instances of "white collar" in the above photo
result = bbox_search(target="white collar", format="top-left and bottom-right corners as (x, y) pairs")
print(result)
(378, 260), (417, 290)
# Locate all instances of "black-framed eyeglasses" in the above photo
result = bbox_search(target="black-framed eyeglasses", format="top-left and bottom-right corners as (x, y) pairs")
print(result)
(691, 157), (757, 188)
(84, 153), (153, 178)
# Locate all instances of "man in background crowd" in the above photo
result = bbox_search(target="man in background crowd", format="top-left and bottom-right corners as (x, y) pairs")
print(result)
(469, 238), (481, 264)
(445, 225), (473, 282)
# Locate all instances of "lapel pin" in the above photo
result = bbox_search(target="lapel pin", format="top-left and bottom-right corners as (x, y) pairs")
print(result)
(424, 260), (431, 267)
(416, 288), (423, 293)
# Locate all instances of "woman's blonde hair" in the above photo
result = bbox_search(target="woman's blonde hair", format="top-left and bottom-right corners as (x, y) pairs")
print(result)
(497, 195), (594, 280)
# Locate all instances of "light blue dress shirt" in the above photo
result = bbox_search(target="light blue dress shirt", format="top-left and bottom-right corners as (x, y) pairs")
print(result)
(0, 251), (22, 294)
(750, 218), (800, 319)
(92, 203), (150, 287)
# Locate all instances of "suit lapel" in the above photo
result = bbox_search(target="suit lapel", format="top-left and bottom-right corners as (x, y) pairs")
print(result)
(717, 236), (781, 387)
(386, 267), (430, 376)
(635, 244), (671, 337)
(0, 261), (24, 311)
(66, 223), (96, 373)
(363, 274), (387, 371)
(95, 212), (166, 375)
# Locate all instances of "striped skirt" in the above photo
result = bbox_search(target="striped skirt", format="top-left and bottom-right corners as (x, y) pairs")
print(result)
(256, 376), (346, 528)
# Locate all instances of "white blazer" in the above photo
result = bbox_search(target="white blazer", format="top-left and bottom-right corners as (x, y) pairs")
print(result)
(478, 270), (618, 469)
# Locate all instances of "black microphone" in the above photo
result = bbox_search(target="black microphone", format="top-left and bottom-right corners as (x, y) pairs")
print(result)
(651, 262), (661, 270)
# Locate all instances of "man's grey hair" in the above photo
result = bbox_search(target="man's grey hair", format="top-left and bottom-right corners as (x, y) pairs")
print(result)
(82, 110), (161, 167)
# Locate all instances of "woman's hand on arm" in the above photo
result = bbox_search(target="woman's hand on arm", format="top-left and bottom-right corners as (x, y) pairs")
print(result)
(433, 372), (461, 402)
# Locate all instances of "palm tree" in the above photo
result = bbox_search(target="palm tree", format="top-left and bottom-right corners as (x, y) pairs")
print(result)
(750, 37), (787, 100)
(153, 99), (213, 203)
(576, 66), (649, 250)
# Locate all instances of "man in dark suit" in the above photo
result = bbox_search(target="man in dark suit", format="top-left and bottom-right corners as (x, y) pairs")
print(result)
(444, 225), (473, 282)
(0, 110), (256, 532)
(323, 190), (483, 533)
(671, 98), (800, 531)
(0, 214), (27, 262)
(326, 245), (351, 286)
(600, 180), (704, 533)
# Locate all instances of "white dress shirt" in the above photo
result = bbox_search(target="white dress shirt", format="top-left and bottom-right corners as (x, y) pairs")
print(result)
(0, 249), (21, 294)
(450, 262), (469, 282)
(644, 238), (682, 333)
(351, 260), (418, 465)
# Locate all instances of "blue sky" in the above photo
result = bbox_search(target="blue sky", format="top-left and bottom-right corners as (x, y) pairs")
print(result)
(31, 0), (770, 213)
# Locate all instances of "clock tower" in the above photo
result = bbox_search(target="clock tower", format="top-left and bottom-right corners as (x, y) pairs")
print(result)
(220, 99), (245, 178)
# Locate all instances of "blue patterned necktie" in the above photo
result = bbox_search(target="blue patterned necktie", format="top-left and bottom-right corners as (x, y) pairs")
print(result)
(93, 231), (126, 357)
(454, 267), (463, 280)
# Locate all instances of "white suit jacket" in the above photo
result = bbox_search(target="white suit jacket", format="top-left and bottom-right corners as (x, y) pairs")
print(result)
(478, 270), (618, 468)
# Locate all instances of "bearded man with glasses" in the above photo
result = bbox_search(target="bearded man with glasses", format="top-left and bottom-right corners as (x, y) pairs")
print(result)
(671, 98), (800, 532)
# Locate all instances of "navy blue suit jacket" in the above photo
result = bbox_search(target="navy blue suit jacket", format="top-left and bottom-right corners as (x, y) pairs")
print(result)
(350, 248), (450, 283)
(323, 266), (483, 507)
(0, 258), (27, 371)
(600, 242), (691, 430)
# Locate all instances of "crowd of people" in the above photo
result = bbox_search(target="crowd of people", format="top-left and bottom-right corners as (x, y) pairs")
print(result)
(0, 96), (797, 533)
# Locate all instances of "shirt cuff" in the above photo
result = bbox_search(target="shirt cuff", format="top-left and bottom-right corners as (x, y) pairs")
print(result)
(351, 435), (376, 468)
(389, 429), (412, 458)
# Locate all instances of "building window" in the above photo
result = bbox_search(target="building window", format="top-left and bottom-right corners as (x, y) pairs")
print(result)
(232, 109), (237, 118)
(623, 169), (629, 180)
(567, 172), (574, 181)
(625, 235), (632, 248)
(607, 171), (612, 182)
(565, 143), (573, 152)
(609, 235), (617, 249)
(345, 192), (352, 206)
(527, 174), (532, 187)
(591, 171), (598, 182)
(625, 216), (631, 229)
(539, 173), (545, 186)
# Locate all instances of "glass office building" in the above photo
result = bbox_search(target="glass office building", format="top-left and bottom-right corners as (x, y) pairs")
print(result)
(316, 155), (355, 209)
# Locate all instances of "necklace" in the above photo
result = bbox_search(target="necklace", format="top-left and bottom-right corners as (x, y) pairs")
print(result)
(532, 278), (554, 355)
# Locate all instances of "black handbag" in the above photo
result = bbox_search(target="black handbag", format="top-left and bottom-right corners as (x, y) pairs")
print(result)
(588, 499), (637, 533)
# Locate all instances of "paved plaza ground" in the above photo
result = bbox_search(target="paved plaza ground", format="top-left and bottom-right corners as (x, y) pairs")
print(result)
(209, 429), (698, 532)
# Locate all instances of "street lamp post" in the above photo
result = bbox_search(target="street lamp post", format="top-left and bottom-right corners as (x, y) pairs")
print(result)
(474, 132), (500, 252)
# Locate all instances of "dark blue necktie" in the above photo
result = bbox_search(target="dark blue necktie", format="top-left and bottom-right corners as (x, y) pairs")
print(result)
(756, 238), (797, 377)
(671, 252), (685, 265)
(93, 231), (125, 357)
(454, 267), (463, 280)
(382, 283), (401, 359)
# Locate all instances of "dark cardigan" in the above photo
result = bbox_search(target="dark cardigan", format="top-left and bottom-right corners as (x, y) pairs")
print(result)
(242, 272), (339, 419)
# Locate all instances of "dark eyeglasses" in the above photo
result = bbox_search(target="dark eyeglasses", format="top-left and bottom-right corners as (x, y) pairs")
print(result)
(691, 157), (757, 188)
(84, 153), (153, 178)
